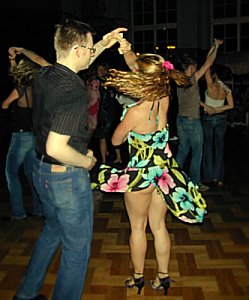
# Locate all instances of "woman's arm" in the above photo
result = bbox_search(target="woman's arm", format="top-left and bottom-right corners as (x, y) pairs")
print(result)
(1, 89), (18, 109)
(213, 92), (234, 114)
(8, 47), (51, 67)
(112, 108), (136, 146)
(158, 96), (169, 129)
(195, 39), (223, 81)
(205, 68), (214, 88)
(8, 48), (17, 71)
(118, 38), (138, 71)
(200, 92), (234, 115)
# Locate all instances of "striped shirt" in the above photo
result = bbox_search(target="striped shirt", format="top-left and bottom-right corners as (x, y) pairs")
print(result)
(33, 62), (88, 156)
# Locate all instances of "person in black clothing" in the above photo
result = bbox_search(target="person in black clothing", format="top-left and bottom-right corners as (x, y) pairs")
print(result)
(1, 54), (43, 220)
(93, 62), (123, 163)
(12, 19), (127, 300)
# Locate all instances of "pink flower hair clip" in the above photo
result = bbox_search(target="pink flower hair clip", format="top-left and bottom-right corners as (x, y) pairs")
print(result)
(162, 61), (174, 71)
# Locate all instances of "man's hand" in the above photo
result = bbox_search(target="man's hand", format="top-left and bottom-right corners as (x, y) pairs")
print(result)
(101, 28), (128, 49)
(85, 149), (97, 170)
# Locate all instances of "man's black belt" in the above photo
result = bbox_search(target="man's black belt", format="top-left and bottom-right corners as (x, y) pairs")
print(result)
(36, 153), (65, 166)
(12, 128), (33, 132)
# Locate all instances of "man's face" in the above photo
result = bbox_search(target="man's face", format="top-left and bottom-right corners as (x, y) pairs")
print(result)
(80, 32), (95, 70)
(97, 65), (108, 77)
(190, 64), (197, 74)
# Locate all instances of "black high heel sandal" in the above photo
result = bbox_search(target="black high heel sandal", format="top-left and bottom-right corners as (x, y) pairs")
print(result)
(125, 272), (144, 295)
(150, 271), (170, 295)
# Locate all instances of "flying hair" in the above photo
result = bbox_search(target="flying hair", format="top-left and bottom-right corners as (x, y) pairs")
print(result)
(104, 53), (190, 101)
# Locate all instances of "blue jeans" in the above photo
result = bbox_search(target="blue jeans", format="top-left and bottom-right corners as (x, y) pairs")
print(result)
(5, 132), (41, 218)
(176, 115), (203, 185)
(202, 113), (227, 181)
(15, 159), (94, 300)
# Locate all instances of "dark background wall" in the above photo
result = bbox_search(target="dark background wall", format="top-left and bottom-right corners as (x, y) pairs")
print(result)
(0, 0), (131, 98)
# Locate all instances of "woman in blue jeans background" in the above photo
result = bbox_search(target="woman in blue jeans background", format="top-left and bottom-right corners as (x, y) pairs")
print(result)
(5, 131), (41, 219)
(201, 64), (234, 186)
(1, 52), (43, 219)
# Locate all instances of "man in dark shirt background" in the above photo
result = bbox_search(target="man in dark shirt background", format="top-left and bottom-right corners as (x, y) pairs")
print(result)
(13, 19), (127, 300)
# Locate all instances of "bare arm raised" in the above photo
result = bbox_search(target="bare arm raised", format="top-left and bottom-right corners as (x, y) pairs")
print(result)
(89, 27), (128, 65)
(195, 39), (223, 81)
(8, 47), (51, 67)
(1, 89), (19, 109)
(118, 38), (138, 71)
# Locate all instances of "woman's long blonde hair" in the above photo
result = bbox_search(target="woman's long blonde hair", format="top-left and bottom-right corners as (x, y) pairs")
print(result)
(104, 54), (190, 101)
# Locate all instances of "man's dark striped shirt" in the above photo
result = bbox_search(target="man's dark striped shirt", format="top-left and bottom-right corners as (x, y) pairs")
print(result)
(32, 62), (88, 156)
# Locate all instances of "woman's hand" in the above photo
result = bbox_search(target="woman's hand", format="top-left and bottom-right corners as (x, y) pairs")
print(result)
(200, 102), (216, 115)
(213, 39), (223, 48)
(118, 38), (131, 54)
(8, 47), (19, 60)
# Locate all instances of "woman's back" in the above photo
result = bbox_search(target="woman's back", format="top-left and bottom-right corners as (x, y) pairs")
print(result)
(17, 85), (33, 108)
(10, 86), (33, 132)
(124, 97), (169, 136)
(207, 81), (227, 100)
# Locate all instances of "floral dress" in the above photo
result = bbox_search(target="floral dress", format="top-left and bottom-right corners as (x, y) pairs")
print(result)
(93, 103), (207, 224)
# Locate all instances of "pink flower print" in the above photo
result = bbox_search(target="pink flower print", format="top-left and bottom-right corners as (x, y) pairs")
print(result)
(164, 143), (172, 158)
(158, 167), (176, 194)
(101, 174), (130, 192)
(126, 167), (139, 171)
(162, 61), (174, 71)
(179, 216), (196, 224)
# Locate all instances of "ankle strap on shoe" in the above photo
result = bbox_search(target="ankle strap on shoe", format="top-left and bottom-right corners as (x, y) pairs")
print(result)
(157, 271), (169, 278)
(158, 271), (168, 275)
(134, 272), (143, 275)
(133, 272), (144, 279)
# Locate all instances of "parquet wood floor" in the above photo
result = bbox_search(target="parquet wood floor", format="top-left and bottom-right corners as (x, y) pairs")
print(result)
(0, 127), (249, 300)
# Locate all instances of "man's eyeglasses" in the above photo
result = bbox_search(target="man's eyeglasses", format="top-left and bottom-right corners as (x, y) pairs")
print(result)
(81, 45), (96, 54)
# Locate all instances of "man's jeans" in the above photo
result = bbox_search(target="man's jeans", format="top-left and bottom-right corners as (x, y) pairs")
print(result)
(202, 113), (227, 181)
(176, 115), (203, 185)
(5, 132), (41, 218)
(15, 159), (94, 300)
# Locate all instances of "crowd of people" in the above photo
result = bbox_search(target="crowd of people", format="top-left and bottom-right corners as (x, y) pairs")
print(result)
(0, 17), (234, 300)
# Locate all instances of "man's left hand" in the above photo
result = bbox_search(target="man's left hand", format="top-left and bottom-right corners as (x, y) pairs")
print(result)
(101, 28), (128, 48)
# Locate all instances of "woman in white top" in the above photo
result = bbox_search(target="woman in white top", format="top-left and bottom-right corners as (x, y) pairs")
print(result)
(201, 65), (234, 186)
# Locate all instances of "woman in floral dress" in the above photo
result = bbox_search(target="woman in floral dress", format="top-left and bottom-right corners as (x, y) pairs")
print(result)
(93, 51), (207, 295)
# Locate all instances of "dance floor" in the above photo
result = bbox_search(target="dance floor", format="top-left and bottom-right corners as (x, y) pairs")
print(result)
(0, 126), (248, 300)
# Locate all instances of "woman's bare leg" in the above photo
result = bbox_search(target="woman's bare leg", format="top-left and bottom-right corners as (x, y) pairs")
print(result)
(148, 190), (170, 277)
(124, 188), (153, 274)
(113, 148), (122, 163)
